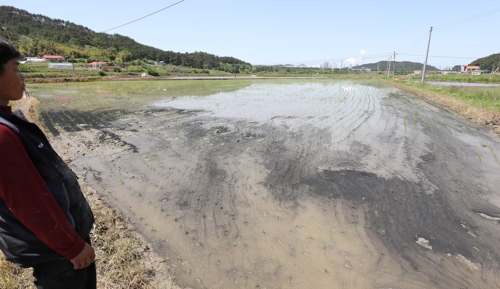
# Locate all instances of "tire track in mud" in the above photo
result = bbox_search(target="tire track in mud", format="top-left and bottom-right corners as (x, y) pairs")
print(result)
(170, 111), (497, 288)
(254, 85), (498, 286)
(40, 80), (500, 289)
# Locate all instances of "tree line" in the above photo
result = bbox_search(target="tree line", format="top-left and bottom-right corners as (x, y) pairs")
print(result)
(0, 6), (251, 72)
(470, 53), (500, 71)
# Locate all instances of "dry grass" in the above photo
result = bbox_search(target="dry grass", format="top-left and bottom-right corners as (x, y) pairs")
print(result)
(380, 79), (500, 135)
(1, 96), (178, 289)
(83, 185), (160, 289)
(0, 191), (158, 289)
(0, 257), (34, 289)
(11, 95), (42, 126)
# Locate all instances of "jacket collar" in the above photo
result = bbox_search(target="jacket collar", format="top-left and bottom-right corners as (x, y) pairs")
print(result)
(0, 105), (12, 113)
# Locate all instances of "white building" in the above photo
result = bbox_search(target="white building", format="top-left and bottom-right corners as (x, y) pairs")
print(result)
(23, 57), (45, 63)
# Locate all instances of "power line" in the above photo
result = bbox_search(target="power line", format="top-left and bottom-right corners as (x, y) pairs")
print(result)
(403, 33), (427, 53)
(103, 0), (186, 32)
(435, 6), (500, 30)
(399, 53), (478, 59)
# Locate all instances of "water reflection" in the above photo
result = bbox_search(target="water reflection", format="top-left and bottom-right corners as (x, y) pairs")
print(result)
(36, 80), (500, 289)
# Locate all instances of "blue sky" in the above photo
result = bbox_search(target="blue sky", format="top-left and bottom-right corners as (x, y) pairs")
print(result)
(3, 0), (500, 68)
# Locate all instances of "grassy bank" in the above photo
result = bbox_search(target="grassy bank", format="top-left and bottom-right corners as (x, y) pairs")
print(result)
(0, 97), (177, 289)
(414, 73), (500, 83)
(380, 79), (500, 135)
(407, 81), (500, 111)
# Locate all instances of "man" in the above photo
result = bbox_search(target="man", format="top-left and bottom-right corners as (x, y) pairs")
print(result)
(0, 38), (96, 288)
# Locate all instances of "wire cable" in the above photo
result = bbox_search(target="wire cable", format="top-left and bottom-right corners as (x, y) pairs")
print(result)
(403, 33), (428, 53)
(103, 0), (186, 32)
(435, 6), (500, 30)
(399, 53), (478, 59)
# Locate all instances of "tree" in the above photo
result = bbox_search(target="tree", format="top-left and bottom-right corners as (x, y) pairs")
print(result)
(68, 38), (80, 47)
(107, 47), (118, 61)
(116, 50), (132, 64)
(91, 37), (103, 48)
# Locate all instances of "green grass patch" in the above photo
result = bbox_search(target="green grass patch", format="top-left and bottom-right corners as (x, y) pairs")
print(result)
(28, 79), (254, 113)
(400, 81), (500, 112)
(404, 73), (500, 84)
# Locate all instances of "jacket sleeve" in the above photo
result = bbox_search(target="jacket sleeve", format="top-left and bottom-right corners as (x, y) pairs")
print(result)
(0, 125), (85, 260)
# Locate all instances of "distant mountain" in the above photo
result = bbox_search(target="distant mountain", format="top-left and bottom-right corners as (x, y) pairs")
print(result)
(470, 53), (500, 71)
(351, 61), (438, 72)
(0, 6), (250, 70)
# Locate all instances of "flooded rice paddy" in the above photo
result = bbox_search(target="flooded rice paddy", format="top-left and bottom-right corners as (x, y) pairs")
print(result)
(32, 79), (500, 288)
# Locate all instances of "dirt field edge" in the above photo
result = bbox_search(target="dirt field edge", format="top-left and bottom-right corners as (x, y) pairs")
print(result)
(0, 96), (184, 289)
(379, 78), (500, 136)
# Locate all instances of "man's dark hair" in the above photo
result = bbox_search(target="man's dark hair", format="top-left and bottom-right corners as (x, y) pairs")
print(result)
(0, 37), (20, 74)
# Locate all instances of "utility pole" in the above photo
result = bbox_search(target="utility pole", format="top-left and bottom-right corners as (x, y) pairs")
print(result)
(393, 51), (396, 78)
(421, 26), (433, 82)
(387, 57), (392, 77)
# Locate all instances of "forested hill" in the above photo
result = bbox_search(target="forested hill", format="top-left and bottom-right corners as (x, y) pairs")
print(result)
(470, 53), (500, 71)
(351, 61), (438, 72)
(0, 6), (250, 70)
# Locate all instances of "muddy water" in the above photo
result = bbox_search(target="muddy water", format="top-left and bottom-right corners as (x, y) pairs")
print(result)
(35, 80), (500, 288)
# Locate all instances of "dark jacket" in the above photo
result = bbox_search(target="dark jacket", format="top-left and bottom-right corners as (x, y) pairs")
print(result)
(0, 110), (94, 267)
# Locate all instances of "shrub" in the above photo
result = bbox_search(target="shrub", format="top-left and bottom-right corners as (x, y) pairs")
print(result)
(99, 70), (107, 76)
(26, 73), (45, 78)
(19, 64), (35, 73)
(147, 67), (160, 76)
(128, 66), (143, 72)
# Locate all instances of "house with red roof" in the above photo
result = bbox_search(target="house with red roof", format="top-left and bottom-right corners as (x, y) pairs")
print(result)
(461, 64), (480, 74)
(89, 61), (108, 69)
(41, 55), (65, 61)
